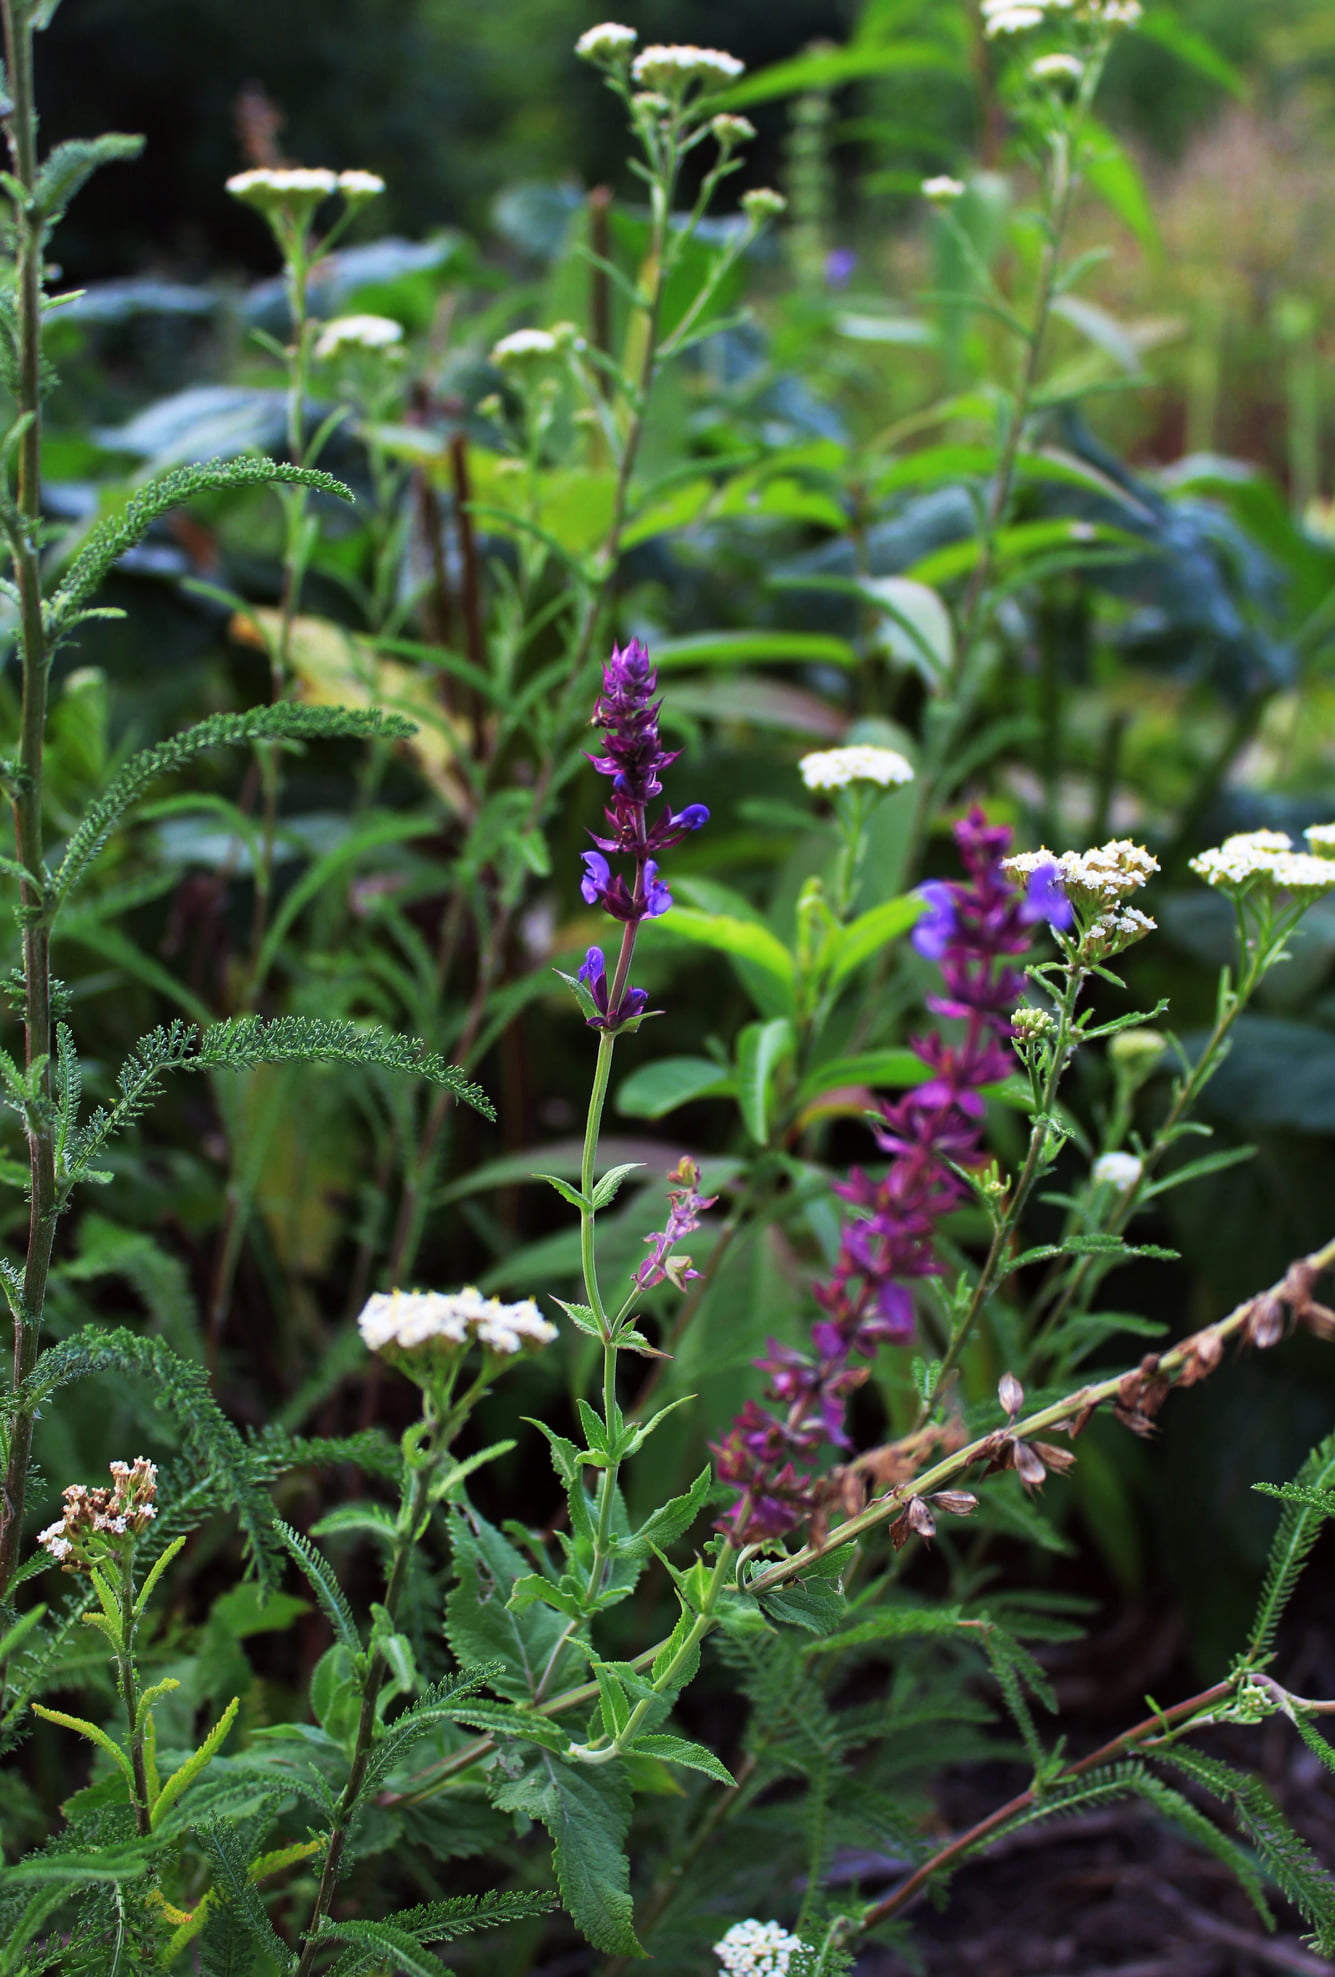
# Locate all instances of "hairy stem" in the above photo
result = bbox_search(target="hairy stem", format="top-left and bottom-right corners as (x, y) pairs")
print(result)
(0, 0), (56, 1600)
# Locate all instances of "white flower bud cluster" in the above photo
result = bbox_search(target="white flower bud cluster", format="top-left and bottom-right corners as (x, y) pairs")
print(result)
(38, 1458), (159, 1568)
(923, 175), (966, 202)
(1011, 1005), (1055, 1038)
(1092, 1150), (1143, 1191)
(575, 22), (638, 63)
(490, 328), (560, 367)
(227, 166), (338, 203)
(1305, 824), (1335, 859)
(982, 0), (1141, 37)
(631, 44), (746, 92)
(358, 1287), (557, 1361)
(314, 314), (404, 360)
(1189, 830), (1335, 900)
(711, 113), (757, 147)
(799, 745), (914, 792)
(714, 1920), (805, 1977)
(1032, 52), (1085, 79)
(1084, 905), (1157, 957)
(741, 187), (787, 220)
(336, 170), (387, 201)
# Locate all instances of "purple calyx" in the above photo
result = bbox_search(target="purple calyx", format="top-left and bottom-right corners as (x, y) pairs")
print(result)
(577, 945), (648, 1033)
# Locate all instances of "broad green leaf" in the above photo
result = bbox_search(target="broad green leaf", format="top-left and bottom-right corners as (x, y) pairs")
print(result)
(828, 896), (924, 989)
(713, 37), (962, 109)
(446, 1509), (568, 1701)
(534, 1756), (641, 1957)
(631, 1733), (736, 1785)
(795, 1047), (927, 1109)
(651, 909), (796, 1020)
(615, 1055), (734, 1120)
(735, 1018), (795, 1143)
(654, 630), (858, 671)
(1136, 8), (1246, 97)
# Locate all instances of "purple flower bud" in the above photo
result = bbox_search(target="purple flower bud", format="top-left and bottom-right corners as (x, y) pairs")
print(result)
(616, 985), (648, 1023)
(580, 850), (611, 907)
(672, 804), (710, 832)
(578, 945), (605, 990)
(1022, 859), (1074, 931)
(911, 881), (957, 961)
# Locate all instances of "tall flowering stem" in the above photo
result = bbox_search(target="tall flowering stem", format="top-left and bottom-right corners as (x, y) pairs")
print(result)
(572, 639), (707, 1591)
(713, 810), (1062, 1547)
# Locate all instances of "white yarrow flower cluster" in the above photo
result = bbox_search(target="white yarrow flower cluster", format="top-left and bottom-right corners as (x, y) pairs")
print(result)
(1304, 824), (1335, 859)
(1003, 838), (1158, 906)
(1092, 1150), (1143, 1192)
(800, 745), (914, 792)
(490, 328), (560, 367)
(714, 1919), (805, 1977)
(983, 4), (1047, 35)
(1189, 830), (1335, 900)
(314, 313), (404, 360)
(1032, 52), (1085, 79)
(38, 1458), (159, 1571)
(226, 166), (338, 203)
(631, 43), (745, 92)
(575, 21), (637, 63)
(358, 1287), (557, 1363)
(923, 175), (966, 203)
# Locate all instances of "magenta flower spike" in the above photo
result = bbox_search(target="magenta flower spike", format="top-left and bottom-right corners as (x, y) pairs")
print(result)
(713, 807), (1064, 1546)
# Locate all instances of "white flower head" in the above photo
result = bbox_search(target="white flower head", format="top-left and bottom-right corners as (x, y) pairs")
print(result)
(714, 1919), (805, 1977)
(800, 745), (914, 793)
(490, 327), (560, 368)
(1003, 839), (1158, 910)
(314, 313), (404, 361)
(923, 175), (966, 203)
(1032, 53), (1084, 81)
(575, 22), (637, 64)
(631, 43), (745, 95)
(358, 1286), (557, 1378)
(1092, 1150), (1143, 1192)
(984, 6), (1048, 36)
(1190, 831), (1335, 901)
(1304, 823), (1335, 860)
(225, 167), (338, 221)
(337, 170), (386, 203)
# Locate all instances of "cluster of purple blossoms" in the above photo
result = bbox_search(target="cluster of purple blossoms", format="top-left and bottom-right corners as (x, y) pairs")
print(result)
(577, 639), (709, 1031)
(712, 808), (1072, 1545)
(634, 1157), (718, 1292)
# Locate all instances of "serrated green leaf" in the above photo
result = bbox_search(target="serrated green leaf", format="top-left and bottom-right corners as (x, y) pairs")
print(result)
(630, 1732), (736, 1785)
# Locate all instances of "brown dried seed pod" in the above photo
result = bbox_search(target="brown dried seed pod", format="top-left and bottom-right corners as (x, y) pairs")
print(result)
(1246, 1292), (1285, 1349)
(998, 1371), (1025, 1419)
(1013, 1442), (1047, 1489)
(1033, 1442), (1075, 1473)
(907, 1495), (937, 1540)
(889, 1507), (913, 1551)
(931, 1490), (979, 1516)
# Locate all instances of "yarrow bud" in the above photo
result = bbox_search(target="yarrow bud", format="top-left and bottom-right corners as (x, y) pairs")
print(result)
(710, 113), (756, 148)
(1108, 1026), (1167, 1076)
(799, 745), (914, 792)
(741, 187), (787, 221)
(1092, 1150), (1143, 1192)
(714, 1919), (805, 1977)
(1011, 1005), (1055, 1039)
(38, 1458), (159, 1572)
(631, 43), (746, 93)
(490, 327), (560, 368)
(1032, 52), (1085, 80)
(225, 166), (338, 221)
(314, 313), (404, 360)
(984, 5), (1047, 34)
(575, 21), (637, 63)
(923, 175), (966, 202)
(1305, 824), (1335, 859)
(336, 169), (386, 202)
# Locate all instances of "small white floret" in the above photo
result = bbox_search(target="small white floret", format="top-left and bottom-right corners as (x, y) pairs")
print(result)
(799, 745), (914, 792)
(338, 170), (386, 200)
(1092, 1150), (1143, 1192)
(923, 175), (966, 202)
(631, 43), (745, 92)
(1032, 53), (1084, 81)
(490, 328), (559, 366)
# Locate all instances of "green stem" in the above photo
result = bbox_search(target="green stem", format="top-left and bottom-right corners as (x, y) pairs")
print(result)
(294, 1448), (437, 1977)
(0, 0), (56, 1600)
(913, 960), (1085, 1428)
(119, 1559), (151, 1838)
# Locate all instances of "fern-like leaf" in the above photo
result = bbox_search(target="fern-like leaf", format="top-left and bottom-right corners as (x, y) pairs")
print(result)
(63, 1013), (491, 1186)
(1247, 1432), (1335, 1664)
(273, 1521), (362, 1657)
(1161, 1747), (1335, 1951)
(323, 1890), (558, 1974)
(195, 1819), (287, 1967)
(53, 700), (414, 900)
(49, 458), (352, 629)
(357, 1667), (495, 1801)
